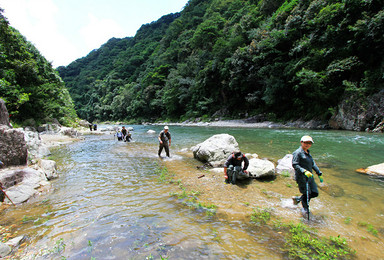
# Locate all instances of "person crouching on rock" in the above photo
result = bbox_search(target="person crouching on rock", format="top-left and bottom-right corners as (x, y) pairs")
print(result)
(224, 150), (249, 184)
(292, 135), (324, 215)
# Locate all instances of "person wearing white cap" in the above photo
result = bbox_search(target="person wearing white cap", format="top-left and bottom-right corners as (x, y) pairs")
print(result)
(158, 126), (171, 157)
(291, 135), (323, 215)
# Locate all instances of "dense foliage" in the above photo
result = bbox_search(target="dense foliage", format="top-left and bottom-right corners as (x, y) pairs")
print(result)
(58, 0), (384, 123)
(0, 8), (77, 126)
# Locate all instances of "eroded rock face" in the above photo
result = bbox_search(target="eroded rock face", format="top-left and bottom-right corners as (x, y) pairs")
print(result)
(0, 99), (28, 166)
(0, 127), (28, 167)
(191, 134), (239, 167)
(329, 90), (384, 131)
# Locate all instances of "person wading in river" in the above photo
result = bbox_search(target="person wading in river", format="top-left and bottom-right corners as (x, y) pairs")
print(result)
(292, 135), (324, 216)
(224, 150), (249, 184)
(158, 126), (171, 157)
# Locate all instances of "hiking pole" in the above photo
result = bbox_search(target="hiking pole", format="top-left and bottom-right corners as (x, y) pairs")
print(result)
(0, 185), (16, 206)
(306, 178), (310, 222)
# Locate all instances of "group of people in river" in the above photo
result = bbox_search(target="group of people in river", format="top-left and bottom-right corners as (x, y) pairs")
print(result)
(113, 124), (322, 217)
(223, 135), (323, 217)
(115, 126), (133, 142)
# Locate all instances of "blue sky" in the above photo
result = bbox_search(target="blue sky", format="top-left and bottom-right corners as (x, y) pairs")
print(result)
(1, 0), (189, 67)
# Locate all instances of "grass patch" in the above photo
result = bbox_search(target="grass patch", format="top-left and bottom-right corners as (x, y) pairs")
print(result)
(250, 207), (271, 226)
(281, 171), (291, 178)
(282, 223), (355, 259)
(358, 222), (378, 236)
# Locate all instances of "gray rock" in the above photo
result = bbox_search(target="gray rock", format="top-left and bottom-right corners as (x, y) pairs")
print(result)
(191, 134), (239, 167)
(22, 129), (51, 159)
(0, 126), (28, 166)
(0, 167), (48, 204)
(276, 154), (294, 176)
(0, 242), (11, 258)
(248, 158), (275, 178)
(59, 127), (79, 137)
(147, 130), (156, 134)
(39, 159), (58, 180)
(5, 235), (26, 247)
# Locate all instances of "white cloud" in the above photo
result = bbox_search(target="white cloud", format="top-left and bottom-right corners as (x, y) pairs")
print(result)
(1, 0), (79, 66)
(80, 13), (126, 52)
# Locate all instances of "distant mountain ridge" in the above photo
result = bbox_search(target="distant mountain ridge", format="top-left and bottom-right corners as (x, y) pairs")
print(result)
(58, 0), (384, 131)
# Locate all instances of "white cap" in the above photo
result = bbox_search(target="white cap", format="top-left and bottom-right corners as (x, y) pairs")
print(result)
(164, 126), (169, 130)
(300, 135), (314, 143)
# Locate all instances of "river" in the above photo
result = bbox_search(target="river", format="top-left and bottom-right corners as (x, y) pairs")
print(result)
(2, 125), (384, 259)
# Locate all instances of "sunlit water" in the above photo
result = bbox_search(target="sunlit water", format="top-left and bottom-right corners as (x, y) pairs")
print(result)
(1, 125), (384, 259)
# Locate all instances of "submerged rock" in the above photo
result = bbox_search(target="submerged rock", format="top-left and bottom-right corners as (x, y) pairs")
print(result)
(319, 183), (345, 197)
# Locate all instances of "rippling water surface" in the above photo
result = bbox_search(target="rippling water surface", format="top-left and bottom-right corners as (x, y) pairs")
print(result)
(2, 125), (384, 259)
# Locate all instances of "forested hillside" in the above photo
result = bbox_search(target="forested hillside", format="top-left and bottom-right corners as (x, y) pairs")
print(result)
(0, 8), (77, 126)
(58, 0), (384, 129)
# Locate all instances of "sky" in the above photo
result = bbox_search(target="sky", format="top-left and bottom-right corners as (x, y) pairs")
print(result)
(0, 0), (189, 67)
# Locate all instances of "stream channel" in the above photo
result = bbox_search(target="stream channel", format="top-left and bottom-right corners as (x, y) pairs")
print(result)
(2, 125), (384, 259)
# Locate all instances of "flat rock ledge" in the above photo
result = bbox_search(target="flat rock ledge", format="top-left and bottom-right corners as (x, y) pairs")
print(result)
(356, 163), (384, 176)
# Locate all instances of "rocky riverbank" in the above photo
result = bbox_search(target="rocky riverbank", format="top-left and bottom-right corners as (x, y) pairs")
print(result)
(0, 99), (84, 257)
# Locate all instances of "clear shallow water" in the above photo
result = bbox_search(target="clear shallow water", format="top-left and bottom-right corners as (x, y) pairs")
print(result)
(2, 125), (384, 259)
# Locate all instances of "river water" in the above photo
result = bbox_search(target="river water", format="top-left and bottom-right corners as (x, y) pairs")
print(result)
(2, 125), (384, 259)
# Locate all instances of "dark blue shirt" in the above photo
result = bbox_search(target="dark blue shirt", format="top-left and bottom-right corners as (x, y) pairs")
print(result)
(292, 147), (322, 178)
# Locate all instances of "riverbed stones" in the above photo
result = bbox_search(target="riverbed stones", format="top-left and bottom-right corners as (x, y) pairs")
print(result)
(147, 129), (156, 134)
(191, 134), (239, 167)
(356, 163), (384, 176)
(247, 158), (275, 178)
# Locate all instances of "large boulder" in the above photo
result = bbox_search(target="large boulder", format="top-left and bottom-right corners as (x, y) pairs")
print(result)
(0, 100), (28, 166)
(0, 127), (28, 167)
(247, 158), (275, 178)
(0, 167), (49, 204)
(191, 134), (239, 167)
(22, 128), (50, 160)
(276, 154), (294, 176)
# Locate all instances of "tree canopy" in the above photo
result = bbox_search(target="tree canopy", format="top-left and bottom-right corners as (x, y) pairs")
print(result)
(53, 0), (383, 125)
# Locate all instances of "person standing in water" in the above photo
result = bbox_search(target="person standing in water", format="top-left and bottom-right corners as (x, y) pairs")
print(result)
(292, 135), (324, 215)
(158, 126), (171, 157)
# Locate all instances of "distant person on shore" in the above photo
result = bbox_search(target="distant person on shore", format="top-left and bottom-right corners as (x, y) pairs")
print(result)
(93, 124), (97, 131)
(89, 123), (93, 131)
(224, 150), (249, 184)
(292, 135), (323, 215)
(158, 126), (171, 157)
